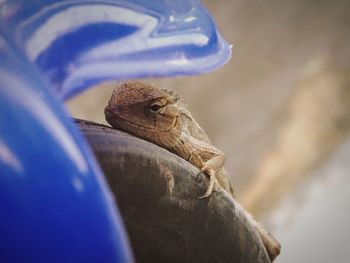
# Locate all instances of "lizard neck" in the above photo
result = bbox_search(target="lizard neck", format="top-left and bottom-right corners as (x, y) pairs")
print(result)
(150, 127), (182, 150)
(171, 131), (194, 162)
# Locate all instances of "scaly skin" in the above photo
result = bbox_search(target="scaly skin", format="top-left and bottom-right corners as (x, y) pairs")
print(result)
(104, 81), (281, 261)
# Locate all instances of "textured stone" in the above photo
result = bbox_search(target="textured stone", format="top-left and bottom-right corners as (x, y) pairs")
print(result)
(76, 119), (270, 263)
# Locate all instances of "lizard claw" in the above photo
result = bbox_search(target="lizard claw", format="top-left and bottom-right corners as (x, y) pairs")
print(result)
(198, 168), (216, 199)
(198, 190), (212, 199)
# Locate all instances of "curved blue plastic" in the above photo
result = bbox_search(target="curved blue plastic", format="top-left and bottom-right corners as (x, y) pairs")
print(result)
(2, 0), (231, 99)
(0, 35), (134, 263)
(0, 1), (231, 262)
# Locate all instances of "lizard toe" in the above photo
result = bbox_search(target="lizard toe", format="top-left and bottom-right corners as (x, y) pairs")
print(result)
(198, 171), (216, 199)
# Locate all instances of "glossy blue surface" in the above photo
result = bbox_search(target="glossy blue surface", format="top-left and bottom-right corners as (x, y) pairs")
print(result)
(0, 34), (134, 263)
(0, 0), (231, 262)
(1, 0), (231, 99)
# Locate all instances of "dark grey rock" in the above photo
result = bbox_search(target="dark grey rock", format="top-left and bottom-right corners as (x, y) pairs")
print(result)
(76, 119), (270, 263)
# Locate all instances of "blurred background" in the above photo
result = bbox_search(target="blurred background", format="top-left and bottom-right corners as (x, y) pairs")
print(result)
(66, 1), (350, 262)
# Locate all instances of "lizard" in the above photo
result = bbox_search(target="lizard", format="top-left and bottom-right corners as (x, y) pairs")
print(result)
(104, 80), (281, 261)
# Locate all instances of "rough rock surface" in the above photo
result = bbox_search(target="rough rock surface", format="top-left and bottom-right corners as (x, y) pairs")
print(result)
(76, 119), (270, 263)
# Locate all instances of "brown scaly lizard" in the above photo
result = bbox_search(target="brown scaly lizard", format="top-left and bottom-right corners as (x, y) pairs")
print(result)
(104, 81), (281, 261)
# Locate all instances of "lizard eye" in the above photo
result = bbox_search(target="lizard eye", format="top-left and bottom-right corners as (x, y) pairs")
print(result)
(149, 103), (162, 113)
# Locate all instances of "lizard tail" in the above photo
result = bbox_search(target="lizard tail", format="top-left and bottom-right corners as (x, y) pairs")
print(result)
(235, 202), (281, 261)
(245, 208), (281, 261)
(256, 224), (281, 262)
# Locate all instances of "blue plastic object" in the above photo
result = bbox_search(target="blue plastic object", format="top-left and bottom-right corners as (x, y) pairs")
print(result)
(0, 34), (134, 263)
(3, 0), (231, 99)
(0, 0), (231, 262)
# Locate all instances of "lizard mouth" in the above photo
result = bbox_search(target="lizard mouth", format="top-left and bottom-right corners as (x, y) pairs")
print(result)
(105, 107), (172, 132)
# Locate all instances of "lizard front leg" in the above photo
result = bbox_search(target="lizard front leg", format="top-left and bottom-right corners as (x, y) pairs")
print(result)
(187, 138), (226, 198)
(199, 153), (226, 198)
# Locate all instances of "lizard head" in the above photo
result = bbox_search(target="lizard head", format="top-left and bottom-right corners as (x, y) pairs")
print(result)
(105, 81), (181, 142)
